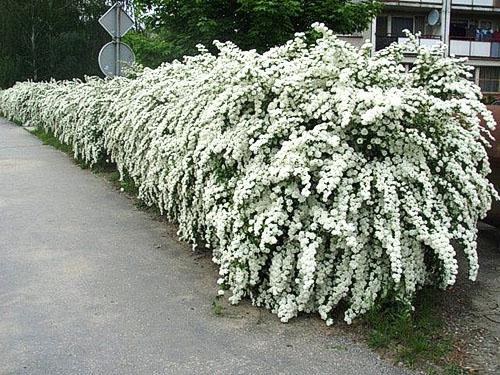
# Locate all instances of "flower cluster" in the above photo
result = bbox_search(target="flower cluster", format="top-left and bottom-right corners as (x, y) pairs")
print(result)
(0, 25), (496, 324)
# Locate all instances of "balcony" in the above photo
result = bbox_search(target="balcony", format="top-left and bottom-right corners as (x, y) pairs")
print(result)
(382, 0), (442, 5)
(452, 0), (500, 7)
(449, 39), (500, 58)
(375, 34), (442, 51)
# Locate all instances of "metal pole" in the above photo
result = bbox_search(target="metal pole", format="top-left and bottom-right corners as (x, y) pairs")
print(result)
(442, 0), (451, 57)
(115, 1), (121, 76)
(370, 17), (377, 55)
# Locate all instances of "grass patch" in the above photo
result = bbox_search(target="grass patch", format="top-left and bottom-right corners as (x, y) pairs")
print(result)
(30, 126), (154, 212)
(9, 117), (23, 126)
(105, 169), (140, 196)
(30, 127), (74, 155)
(118, 170), (139, 195)
(211, 297), (224, 316)
(363, 288), (465, 374)
(29, 127), (97, 170)
(30, 126), (112, 170)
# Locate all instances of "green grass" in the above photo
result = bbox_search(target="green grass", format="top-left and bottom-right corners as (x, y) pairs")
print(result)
(30, 127), (157, 215)
(363, 288), (465, 374)
(118, 171), (139, 195)
(29, 127), (97, 170)
(30, 127), (74, 155)
(10, 117), (23, 126)
(30, 126), (127, 179)
(211, 297), (224, 316)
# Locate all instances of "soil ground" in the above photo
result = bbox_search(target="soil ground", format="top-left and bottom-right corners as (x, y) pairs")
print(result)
(442, 223), (500, 374)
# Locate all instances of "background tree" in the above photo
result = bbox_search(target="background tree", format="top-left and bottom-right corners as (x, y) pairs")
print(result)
(0, 0), (111, 88)
(0, 0), (381, 86)
(123, 30), (173, 69)
(132, 0), (381, 61)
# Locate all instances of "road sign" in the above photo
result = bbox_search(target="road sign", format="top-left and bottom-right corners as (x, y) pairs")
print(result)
(98, 2), (135, 77)
(99, 3), (134, 38)
(98, 41), (135, 77)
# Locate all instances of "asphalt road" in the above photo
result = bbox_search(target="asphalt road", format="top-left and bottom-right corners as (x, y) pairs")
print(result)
(0, 118), (411, 375)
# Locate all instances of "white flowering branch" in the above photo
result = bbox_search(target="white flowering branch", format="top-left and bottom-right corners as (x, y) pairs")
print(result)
(0, 24), (496, 324)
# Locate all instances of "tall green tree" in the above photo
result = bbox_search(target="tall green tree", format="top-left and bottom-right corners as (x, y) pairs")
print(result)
(133, 0), (381, 60)
(0, 0), (111, 87)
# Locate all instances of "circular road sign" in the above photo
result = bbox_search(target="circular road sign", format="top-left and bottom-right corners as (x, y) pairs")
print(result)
(98, 41), (135, 77)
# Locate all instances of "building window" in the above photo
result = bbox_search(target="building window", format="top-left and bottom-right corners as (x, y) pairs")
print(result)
(403, 63), (414, 73)
(450, 19), (500, 41)
(450, 20), (470, 39)
(391, 17), (414, 37)
(479, 66), (500, 93)
(414, 16), (425, 35)
(375, 16), (394, 51)
(376, 16), (388, 36)
(468, 67), (477, 83)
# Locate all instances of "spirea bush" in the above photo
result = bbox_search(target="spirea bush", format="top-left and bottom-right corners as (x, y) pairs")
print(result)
(0, 25), (496, 324)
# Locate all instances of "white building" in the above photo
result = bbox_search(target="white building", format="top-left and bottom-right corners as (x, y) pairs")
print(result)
(342, 0), (500, 95)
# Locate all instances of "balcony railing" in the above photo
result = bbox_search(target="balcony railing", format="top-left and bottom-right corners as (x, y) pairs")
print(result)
(452, 0), (500, 7)
(375, 34), (442, 51)
(382, 0), (443, 4)
(382, 0), (500, 8)
(449, 39), (500, 58)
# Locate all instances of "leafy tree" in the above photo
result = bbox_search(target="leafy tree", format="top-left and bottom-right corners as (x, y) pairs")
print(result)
(123, 30), (173, 68)
(0, 0), (111, 87)
(133, 0), (381, 60)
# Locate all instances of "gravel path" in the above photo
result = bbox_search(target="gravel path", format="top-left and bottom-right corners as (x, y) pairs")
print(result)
(0, 118), (411, 375)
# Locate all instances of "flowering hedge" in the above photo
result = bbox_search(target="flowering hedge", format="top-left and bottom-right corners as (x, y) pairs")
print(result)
(0, 25), (497, 324)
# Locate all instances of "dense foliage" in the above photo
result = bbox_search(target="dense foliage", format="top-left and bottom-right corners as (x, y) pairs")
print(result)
(0, 0), (114, 88)
(133, 0), (381, 59)
(0, 26), (496, 324)
(0, 0), (380, 85)
(123, 30), (173, 69)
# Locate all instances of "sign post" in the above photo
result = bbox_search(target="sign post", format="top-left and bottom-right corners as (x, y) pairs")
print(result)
(115, 2), (120, 76)
(98, 1), (135, 77)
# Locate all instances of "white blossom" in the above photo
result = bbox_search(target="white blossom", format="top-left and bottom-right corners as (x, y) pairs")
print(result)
(0, 25), (496, 324)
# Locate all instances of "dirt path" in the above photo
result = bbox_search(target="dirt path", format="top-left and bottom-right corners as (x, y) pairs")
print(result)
(443, 224), (500, 373)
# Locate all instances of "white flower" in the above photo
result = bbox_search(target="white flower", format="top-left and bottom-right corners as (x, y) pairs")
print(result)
(0, 25), (495, 325)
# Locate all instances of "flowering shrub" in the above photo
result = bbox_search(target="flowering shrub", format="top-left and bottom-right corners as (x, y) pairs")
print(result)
(0, 25), (496, 324)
